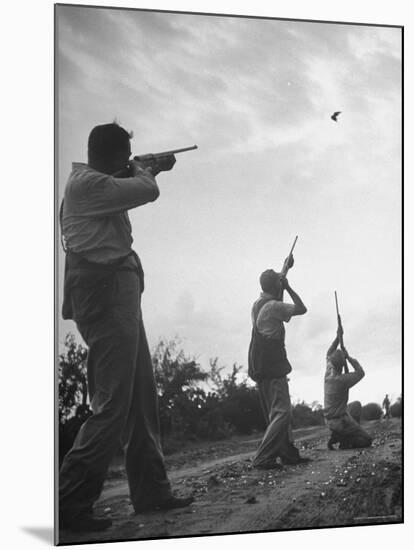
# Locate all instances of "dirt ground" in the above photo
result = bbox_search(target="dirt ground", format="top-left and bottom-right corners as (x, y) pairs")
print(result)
(58, 418), (402, 545)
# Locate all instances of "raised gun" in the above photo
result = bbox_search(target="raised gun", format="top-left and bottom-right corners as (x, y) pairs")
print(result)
(335, 290), (349, 373)
(281, 235), (298, 277)
(278, 235), (298, 299)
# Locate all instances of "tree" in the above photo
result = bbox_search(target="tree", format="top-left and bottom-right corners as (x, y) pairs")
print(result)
(58, 333), (89, 426)
(207, 359), (265, 435)
(152, 338), (209, 439)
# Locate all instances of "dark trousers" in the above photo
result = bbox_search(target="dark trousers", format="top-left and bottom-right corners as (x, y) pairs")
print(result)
(253, 376), (298, 466)
(59, 270), (171, 521)
(327, 413), (372, 449)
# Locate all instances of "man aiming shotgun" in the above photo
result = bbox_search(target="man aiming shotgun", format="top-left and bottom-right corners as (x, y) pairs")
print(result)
(248, 237), (310, 468)
(59, 122), (194, 533)
(324, 292), (372, 450)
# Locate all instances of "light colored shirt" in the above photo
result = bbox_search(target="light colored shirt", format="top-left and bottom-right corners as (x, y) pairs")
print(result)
(324, 357), (364, 419)
(252, 292), (296, 340)
(61, 162), (159, 263)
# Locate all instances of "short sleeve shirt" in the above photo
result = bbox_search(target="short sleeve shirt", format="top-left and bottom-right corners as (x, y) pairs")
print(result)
(61, 163), (159, 263)
(253, 293), (296, 340)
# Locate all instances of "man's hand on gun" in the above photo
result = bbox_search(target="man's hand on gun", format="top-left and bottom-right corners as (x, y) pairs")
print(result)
(282, 253), (294, 275)
(280, 275), (290, 290)
(131, 154), (176, 177)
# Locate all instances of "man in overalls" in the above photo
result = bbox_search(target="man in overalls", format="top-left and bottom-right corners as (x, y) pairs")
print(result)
(248, 265), (309, 469)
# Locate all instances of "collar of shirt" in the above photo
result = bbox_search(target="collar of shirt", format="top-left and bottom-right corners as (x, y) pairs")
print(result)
(72, 162), (95, 173)
(325, 360), (337, 378)
(260, 291), (279, 301)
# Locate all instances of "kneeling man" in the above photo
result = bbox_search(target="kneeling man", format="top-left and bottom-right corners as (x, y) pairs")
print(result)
(324, 327), (372, 450)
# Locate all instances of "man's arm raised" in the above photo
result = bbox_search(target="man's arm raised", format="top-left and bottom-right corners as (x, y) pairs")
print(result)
(341, 347), (365, 387)
(327, 324), (343, 357)
(281, 276), (307, 316)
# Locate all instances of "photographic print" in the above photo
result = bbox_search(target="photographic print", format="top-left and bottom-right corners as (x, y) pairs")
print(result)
(55, 3), (403, 545)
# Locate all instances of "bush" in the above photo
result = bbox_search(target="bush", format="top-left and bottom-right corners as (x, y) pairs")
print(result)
(208, 361), (265, 435)
(390, 397), (402, 418)
(361, 402), (383, 421)
(291, 401), (325, 429)
(347, 401), (362, 424)
(58, 333), (89, 425)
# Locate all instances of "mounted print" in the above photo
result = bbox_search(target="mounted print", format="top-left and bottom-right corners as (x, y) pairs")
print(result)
(55, 3), (403, 545)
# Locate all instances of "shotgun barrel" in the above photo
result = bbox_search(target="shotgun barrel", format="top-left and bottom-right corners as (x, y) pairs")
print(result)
(281, 235), (298, 277)
(133, 144), (197, 161)
(335, 291), (348, 372)
(288, 235), (298, 258)
(334, 291), (340, 318)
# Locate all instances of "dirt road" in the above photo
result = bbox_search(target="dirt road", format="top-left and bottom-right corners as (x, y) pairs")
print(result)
(59, 418), (402, 545)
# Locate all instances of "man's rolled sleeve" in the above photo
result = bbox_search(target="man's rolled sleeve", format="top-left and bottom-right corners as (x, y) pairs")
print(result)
(72, 168), (160, 217)
(106, 171), (160, 209)
(275, 302), (296, 323)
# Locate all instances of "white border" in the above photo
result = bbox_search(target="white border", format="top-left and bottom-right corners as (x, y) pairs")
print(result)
(2, 1), (410, 548)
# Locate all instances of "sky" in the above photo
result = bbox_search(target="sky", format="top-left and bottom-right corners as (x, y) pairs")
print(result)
(56, 5), (402, 406)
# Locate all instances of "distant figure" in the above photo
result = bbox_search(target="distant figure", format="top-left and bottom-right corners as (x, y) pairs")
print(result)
(248, 261), (310, 468)
(382, 394), (391, 419)
(331, 111), (341, 122)
(347, 400), (362, 425)
(324, 326), (372, 450)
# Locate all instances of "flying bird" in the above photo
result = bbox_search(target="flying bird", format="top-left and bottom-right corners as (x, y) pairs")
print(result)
(331, 111), (342, 122)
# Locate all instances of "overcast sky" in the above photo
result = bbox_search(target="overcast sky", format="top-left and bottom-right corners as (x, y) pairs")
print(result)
(56, 5), (402, 406)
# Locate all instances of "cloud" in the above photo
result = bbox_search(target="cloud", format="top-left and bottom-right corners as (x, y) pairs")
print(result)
(56, 7), (401, 404)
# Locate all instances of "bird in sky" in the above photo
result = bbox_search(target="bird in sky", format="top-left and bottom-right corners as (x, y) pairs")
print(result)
(331, 111), (342, 122)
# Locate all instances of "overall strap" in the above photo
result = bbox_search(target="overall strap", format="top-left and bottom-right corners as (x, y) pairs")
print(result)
(59, 199), (67, 252)
(252, 297), (275, 328)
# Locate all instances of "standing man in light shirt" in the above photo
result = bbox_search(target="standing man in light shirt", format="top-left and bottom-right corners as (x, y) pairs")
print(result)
(59, 123), (193, 533)
(248, 262), (310, 469)
(324, 326), (372, 450)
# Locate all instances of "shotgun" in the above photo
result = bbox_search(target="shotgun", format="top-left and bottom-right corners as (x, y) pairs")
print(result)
(335, 291), (349, 373)
(133, 145), (198, 171)
(281, 235), (298, 277)
(279, 235), (298, 299)
(113, 145), (198, 177)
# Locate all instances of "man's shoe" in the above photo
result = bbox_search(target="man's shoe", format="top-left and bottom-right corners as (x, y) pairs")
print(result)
(156, 495), (194, 510)
(328, 437), (338, 450)
(60, 513), (112, 533)
(253, 460), (282, 470)
(328, 432), (340, 450)
(134, 495), (194, 514)
(281, 456), (312, 465)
